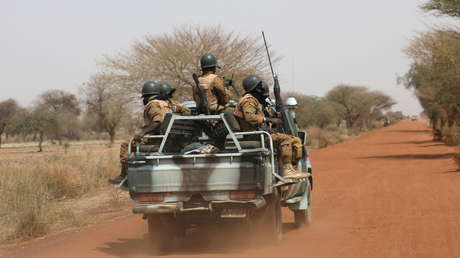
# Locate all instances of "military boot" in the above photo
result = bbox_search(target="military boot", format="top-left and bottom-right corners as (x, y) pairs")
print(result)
(283, 164), (307, 179)
(108, 163), (128, 185)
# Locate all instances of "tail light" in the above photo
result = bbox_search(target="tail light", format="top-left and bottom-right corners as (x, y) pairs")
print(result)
(135, 193), (164, 203)
(230, 191), (257, 200)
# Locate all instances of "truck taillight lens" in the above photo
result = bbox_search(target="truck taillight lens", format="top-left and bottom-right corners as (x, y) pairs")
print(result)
(230, 191), (257, 200)
(136, 193), (164, 202)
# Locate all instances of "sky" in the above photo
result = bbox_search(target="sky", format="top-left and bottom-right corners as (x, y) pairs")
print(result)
(0, 0), (453, 115)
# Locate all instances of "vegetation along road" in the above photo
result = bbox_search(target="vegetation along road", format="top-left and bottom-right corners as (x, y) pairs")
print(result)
(2, 119), (460, 258)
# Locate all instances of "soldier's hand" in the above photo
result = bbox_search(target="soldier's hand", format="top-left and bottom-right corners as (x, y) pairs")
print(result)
(133, 134), (143, 142)
(224, 78), (233, 87)
(266, 118), (282, 125)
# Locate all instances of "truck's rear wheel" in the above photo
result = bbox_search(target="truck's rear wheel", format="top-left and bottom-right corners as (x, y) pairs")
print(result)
(147, 215), (176, 252)
(262, 189), (283, 241)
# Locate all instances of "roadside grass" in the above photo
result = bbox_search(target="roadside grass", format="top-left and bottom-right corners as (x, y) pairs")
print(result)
(442, 127), (460, 146)
(0, 144), (121, 243)
(438, 127), (460, 171)
(454, 150), (460, 171)
(307, 126), (357, 149)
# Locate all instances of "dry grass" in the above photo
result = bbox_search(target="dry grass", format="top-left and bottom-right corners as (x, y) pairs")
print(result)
(454, 151), (460, 172)
(307, 126), (356, 149)
(442, 127), (460, 146)
(0, 143), (123, 243)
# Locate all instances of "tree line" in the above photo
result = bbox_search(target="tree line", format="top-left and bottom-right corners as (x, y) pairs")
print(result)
(0, 25), (402, 151)
(400, 0), (460, 141)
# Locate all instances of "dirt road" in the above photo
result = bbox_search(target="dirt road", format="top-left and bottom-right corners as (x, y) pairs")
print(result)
(2, 120), (460, 258)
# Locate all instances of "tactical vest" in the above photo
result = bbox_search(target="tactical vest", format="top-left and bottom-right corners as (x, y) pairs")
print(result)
(234, 93), (264, 131)
(197, 73), (219, 111)
(143, 99), (172, 127)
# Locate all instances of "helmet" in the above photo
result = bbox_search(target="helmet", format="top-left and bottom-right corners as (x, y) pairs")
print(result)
(242, 75), (263, 92)
(158, 82), (176, 99)
(200, 53), (218, 70)
(141, 81), (160, 97)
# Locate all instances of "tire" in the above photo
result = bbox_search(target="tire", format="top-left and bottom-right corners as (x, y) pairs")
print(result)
(262, 189), (283, 241)
(147, 215), (176, 252)
(294, 183), (312, 228)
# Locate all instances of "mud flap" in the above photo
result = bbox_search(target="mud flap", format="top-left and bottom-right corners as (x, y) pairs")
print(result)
(287, 180), (311, 211)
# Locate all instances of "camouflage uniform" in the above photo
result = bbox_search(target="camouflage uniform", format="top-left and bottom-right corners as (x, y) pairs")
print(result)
(119, 97), (191, 163)
(193, 72), (231, 114)
(234, 93), (302, 168)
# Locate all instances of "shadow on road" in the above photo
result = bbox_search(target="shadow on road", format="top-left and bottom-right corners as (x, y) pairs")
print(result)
(381, 140), (434, 145)
(96, 223), (299, 257)
(388, 130), (432, 134)
(356, 153), (455, 160)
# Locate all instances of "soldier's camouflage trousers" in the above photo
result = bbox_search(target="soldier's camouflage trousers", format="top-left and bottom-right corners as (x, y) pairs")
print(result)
(291, 135), (303, 164)
(119, 139), (132, 164)
(271, 133), (303, 167)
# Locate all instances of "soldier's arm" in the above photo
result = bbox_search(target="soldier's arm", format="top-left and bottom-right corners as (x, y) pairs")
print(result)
(241, 100), (265, 126)
(171, 101), (191, 116)
(140, 122), (160, 136)
(139, 102), (165, 136)
(213, 76), (230, 105)
(146, 102), (165, 123)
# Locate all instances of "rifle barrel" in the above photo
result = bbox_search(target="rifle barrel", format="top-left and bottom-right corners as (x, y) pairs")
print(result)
(262, 31), (275, 80)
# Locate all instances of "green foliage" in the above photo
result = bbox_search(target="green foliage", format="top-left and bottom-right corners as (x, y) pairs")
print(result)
(385, 111), (405, 122)
(326, 85), (395, 129)
(289, 94), (338, 128)
(422, 0), (460, 17)
(402, 29), (460, 130)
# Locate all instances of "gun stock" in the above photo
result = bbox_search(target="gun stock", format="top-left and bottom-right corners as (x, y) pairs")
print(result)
(192, 73), (210, 115)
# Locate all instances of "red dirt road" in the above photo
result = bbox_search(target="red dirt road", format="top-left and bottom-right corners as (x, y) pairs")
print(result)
(2, 120), (460, 258)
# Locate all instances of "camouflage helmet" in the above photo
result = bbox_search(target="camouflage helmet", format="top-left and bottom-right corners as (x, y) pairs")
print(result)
(200, 53), (218, 70)
(141, 81), (160, 97)
(242, 75), (263, 92)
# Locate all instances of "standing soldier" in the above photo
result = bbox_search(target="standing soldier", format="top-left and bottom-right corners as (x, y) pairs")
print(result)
(108, 81), (191, 185)
(193, 53), (231, 114)
(234, 75), (306, 179)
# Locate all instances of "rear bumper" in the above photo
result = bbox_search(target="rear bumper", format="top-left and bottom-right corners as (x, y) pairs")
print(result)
(132, 197), (266, 215)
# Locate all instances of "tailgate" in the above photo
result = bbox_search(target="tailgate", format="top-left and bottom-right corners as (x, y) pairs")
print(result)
(127, 153), (270, 193)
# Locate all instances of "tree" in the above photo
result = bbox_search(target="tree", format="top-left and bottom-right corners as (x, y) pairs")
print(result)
(326, 85), (395, 129)
(100, 25), (278, 101)
(10, 107), (58, 152)
(82, 74), (133, 143)
(285, 93), (338, 129)
(401, 30), (460, 131)
(0, 99), (19, 147)
(422, 0), (460, 17)
(36, 90), (81, 144)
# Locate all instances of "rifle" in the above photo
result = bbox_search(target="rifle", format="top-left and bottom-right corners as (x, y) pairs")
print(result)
(224, 74), (240, 99)
(262, 31), (297, 136)
(192, 73), (210, 115)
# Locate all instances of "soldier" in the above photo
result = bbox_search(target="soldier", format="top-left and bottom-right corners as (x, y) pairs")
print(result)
(234, 75), (306, 179)
(108, 81), (191, 185)
(193, 53), (231, 114)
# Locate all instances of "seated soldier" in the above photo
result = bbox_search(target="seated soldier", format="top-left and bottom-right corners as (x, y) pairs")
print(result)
(193, 53), (231, 114)
(234, 75), (306, 179)
(108, 81), (191, 185)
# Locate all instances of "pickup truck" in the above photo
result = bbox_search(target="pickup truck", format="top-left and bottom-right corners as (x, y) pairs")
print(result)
(118, 98), (313, 250)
